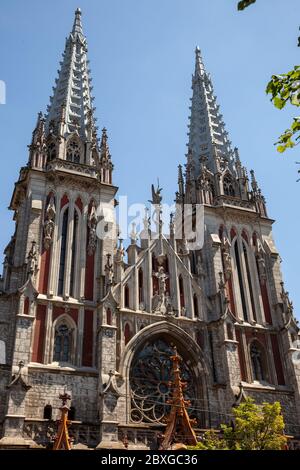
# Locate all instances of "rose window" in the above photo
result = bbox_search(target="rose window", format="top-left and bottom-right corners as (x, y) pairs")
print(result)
(130, 339), (198, 424)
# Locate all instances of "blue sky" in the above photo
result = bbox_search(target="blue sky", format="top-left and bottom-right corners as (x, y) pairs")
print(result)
(0, 0), (299, 316)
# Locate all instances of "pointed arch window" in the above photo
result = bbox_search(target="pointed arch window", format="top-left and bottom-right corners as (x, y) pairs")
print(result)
(47, 141), (56, 161)
(243, 242), (257, 322)
(223, 175), (235, 197)
(234, 240), (248, 321)
(58, 208), (69, 296)
(70, 209), (79, 297)
(66, 139), (80, 164)
(53, 323), (73, 363)
(250, 342), (267, 382)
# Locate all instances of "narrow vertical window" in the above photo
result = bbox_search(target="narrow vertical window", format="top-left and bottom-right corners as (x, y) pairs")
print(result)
(124, 285), (130, 308)
(243, 243), (257, 322)
(179, 275), (185, 310)
(58, 209), (69, 296)
(54, 324), (71, 362)
(193, 294), (199, 318)
(138, 268), (144, 304)
(43, 405), (52, 420)
(234, 241), (248, 321)
(106, 308), (112, 325)
(70, 210), (78, 297)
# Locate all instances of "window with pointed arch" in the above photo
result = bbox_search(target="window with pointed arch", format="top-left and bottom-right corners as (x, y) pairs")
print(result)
(250, 341), (267, 382)
(47, 141), (56, 161)
(53, 323), (74, 363)
(223, 174), (235, 197)
(66, 138), (81, 164)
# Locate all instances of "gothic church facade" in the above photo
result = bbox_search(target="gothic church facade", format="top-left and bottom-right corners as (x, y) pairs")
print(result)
(0, 10), (300, 449)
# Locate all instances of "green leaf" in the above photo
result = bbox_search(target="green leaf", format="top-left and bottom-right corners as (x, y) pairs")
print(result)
(273, 96), (286, 109)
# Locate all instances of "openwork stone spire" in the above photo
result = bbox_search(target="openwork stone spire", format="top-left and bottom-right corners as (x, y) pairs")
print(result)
(45, 8), (97, 142)
(187, 47), (235, 177)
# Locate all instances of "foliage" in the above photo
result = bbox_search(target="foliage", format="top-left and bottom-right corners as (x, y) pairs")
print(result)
(189, 398), (287, 451)
(266, 68), (300, 152)
(237, 0), (256, 11)
(237, 0), (300, 154)
(188, 430), (228, 450)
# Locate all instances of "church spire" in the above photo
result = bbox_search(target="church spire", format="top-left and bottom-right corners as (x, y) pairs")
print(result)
(45, 8), (97, 143)
(187, 47), (235, 177)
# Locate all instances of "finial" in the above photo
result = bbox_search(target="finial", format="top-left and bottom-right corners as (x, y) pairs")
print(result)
(234, 147), (240, 162)
(129, 222), (138, 244)
(72, 7), (83, 35)
(250, 169), (258, 192)
(194, 46), (205, 77)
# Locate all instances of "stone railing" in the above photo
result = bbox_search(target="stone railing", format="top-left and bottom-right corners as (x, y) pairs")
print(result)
(46, 159), (98, 179)
(23, 419), (100, 448)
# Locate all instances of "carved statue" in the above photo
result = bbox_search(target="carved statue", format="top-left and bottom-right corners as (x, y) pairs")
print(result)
(88, 202), (98, 255)
(104, 253), (114, 288)
(152, 266), (174, 316)
(43, 195), (56, 250)
(221, 238), (232, 280)
(257, 250), (267, 284)
(149, 183), (163, 205)
(27, 241), (38, 278)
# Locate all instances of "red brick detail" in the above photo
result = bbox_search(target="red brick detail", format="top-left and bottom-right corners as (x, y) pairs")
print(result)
(39, 248), (51, 294)
(82, 310), (94, 367)
(235, 329), (246, 381)
(32, 304), (46, 363)
(52, 306), (78, 324)
(242, 230), (248, 243)
(60, 194), (69, 209)
(230, 227), (237, 240)
(23, 297), (29, 315)
(226, 279), (236, 316)
(85, 248), (94, 301)
(106, 308), (112, 325)
(261, 283), (272, 324)
(271, 335), (285, 385)
(75, 197), (83, 213)
(124, 323), (132, 345)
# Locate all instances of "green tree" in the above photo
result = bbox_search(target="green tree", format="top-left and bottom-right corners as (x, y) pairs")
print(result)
(237, 0), (300, 153)
(189, 398), (287, 450)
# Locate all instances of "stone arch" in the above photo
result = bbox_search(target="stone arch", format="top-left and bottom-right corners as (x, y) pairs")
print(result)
(119, 321), (210, 428)
(248, 338), (269, 383)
